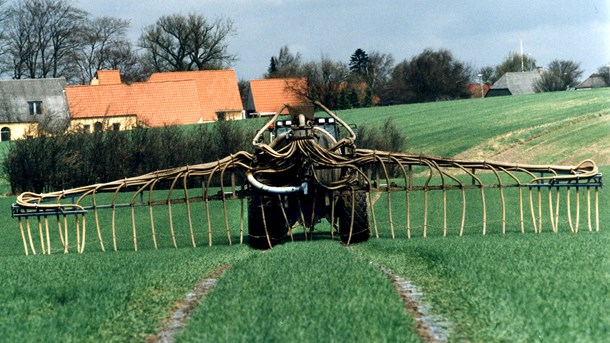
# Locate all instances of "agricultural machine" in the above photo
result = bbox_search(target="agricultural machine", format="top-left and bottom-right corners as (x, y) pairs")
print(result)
(11, 102), (603, 255)
(247, 103), (369, 248)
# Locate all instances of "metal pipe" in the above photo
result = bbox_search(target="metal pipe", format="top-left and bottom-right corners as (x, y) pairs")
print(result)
(246, 172), (307, 194)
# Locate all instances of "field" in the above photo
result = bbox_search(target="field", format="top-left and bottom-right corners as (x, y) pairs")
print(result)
(0, 89), (608, 342)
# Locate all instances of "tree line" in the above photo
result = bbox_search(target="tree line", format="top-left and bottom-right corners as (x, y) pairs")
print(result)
(263, 46), (472, 108)
(261, 45), (609, 109)
(0, 0), (606, 108)
(0, 0), (236, 84)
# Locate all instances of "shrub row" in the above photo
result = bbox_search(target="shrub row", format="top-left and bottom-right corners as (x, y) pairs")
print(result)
(2, 122), (255, 194)
(355, 117), (406, 153)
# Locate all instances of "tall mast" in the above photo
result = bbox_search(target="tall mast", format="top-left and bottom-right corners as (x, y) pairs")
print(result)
(520, 39), (524, 72)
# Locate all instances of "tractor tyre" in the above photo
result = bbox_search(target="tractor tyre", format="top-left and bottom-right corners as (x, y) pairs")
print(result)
(248, 193), (289, 249)
(338, 191), (370, 244)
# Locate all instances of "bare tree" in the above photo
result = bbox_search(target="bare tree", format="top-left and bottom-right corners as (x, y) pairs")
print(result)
(300, 56), (350, 108)
(595, 64), (610, 86)
(534, 59), (583, 92)
(479, 66), (494, 83)
(364, 51), (394, 103)
(139, 13), (237, 72)
(72, 17), (137, 84)
(0, 0), (8, 72)
(2, 0), (87, 81)
(492, 51), (537, 83)
(266, 45), (303, 78)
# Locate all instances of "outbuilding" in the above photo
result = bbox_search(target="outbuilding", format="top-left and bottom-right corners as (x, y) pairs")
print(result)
(0, 78), (70, 141)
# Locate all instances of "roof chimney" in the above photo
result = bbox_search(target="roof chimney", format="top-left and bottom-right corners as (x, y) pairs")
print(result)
(92, 70), (122, 85)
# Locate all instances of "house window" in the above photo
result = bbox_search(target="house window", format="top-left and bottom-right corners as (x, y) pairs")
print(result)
(82, 125), (91, 133)
(28, 101), (43, 115)
(112, 123), (121, 131)
(0, 127), (10, 142)
(94, 122), (103, 132)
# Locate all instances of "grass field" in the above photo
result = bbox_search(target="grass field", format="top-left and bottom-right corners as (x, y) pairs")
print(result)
(0, 89), (608, 342)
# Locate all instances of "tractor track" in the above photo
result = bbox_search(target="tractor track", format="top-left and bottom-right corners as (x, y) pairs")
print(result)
(147, 264), (230, 343)
(378, 265), (451, 343)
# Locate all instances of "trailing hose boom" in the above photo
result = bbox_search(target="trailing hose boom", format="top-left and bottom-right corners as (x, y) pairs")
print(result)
(11, 102), (603, 254)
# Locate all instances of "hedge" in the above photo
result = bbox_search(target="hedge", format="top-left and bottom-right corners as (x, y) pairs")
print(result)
(2, 119), (405, 194)
(2, 122), (255, 194)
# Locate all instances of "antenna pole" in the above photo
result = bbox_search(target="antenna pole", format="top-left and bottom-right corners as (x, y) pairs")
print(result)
(520, 39), (524, 72)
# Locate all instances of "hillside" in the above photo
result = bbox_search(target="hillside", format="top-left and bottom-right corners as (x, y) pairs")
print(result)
(338, 88), (610, 166)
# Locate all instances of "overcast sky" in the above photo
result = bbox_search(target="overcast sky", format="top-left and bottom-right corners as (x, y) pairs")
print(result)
(77, 0), (610, 81)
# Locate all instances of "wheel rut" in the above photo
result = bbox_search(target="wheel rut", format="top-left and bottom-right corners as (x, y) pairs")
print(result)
(147, 264), (230, 343)
(379, 265), (451, 343)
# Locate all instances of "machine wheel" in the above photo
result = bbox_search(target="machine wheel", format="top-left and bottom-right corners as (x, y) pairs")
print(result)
(247, 193), (289, 249)
(338, 191), (370, 244)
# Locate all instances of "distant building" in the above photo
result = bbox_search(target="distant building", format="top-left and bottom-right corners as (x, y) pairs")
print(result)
(66, 69), (243, 132)
(575, 75), (607, 90)
(246, 78), (308, 116)
(148, 70), (244, 121)
(0, 78), (70, 141)
(486, 71), (542, 97)
(468, 82), (492, 98)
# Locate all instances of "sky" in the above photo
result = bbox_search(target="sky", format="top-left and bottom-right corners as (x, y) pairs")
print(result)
(77, 0), (610, 81)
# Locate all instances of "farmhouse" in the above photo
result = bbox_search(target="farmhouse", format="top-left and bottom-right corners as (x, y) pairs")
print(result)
(246, 78), (308, 116)
(0, 78), (70, 141)
(66, 69), (243, 131)
(485, 71), (542, 97)
(575, 74), (607, 90)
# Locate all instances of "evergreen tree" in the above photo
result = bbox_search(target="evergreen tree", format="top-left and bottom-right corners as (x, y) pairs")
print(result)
(337, 89), (351, 109)
(267, 57), (278, 76)
(349, 48), (369, 77)
(348, 88), (360, 108)
(361, 87), (373, 107)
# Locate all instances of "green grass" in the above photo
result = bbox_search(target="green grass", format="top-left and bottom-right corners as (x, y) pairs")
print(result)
(357, 226), (610, 342)
(177, 241), (420, 343)
(0, 90), (608, 341)
(339, 88), (610, 164)
(0, 243), (255, 342)
(0, 141), (11, 195)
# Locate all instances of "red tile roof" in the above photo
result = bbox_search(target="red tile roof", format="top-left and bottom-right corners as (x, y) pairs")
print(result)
(66, 81), (203, 126)
(148, 70), (243, 120)
(95, 70), (122, 85)
(248, 78), (308, 114)
(66, 70), (243, 126)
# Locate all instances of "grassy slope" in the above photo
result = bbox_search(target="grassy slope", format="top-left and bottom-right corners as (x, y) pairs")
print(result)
(339, 88), (610, 164)
(0, 89), (608, 342)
